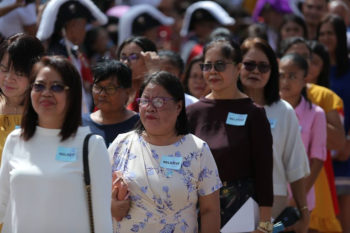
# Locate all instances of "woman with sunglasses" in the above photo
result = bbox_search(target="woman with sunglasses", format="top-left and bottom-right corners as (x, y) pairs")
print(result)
(82, 59), (139, 147)
(116, 36), (158, 112)
(186, 38), (274, 233)
(0, 56), (113, 232)
(0, 34), (44, 159)
(108, 71), (221, 232)
(239, 37), (310, 232)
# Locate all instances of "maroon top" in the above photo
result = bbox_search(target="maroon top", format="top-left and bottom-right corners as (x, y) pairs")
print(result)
(186, 97), (273, 206)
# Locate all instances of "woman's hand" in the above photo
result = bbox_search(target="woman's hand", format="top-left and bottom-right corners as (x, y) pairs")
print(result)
(111, 171), (130, 221)
(140, 51), (160, 73)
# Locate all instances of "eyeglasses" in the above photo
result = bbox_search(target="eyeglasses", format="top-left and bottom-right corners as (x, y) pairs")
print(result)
(199, 61), (233, 72)
(92, 84), (122, 95)
(120, 53), (139, 63)
(243, 61), (271, 73)
(32, 82), (69, 93)
(136, 97), (175, 109)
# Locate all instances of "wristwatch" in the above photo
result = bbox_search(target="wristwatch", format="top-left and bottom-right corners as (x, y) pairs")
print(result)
(258, 221), (273, 232)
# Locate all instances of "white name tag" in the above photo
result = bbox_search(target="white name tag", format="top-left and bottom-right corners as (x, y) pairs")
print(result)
(268, 118), (277, 129)
(226, 112), (248, 126)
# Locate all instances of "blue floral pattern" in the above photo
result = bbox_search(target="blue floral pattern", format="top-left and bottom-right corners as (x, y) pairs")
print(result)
(109, 131), (222, 233)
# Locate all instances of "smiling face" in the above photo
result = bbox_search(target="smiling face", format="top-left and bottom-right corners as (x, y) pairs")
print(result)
(203, 45), (240, 95)
(0, 53), (29, 99)
(187, 60), (209, 98)
(240, 47), (271, 92)
(139, 83), (182, 137)
(31, 66), (68, 127)
(92, 76), (129, 113)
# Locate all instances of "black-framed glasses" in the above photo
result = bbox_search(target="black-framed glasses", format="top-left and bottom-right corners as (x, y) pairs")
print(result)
(32, 82), (69, 93)
(120, 53), (139, 63)
(92, 84), (122, 95)
(136, 97), (175, 109)
(243, 61), (271, 73)
(199, 61), (233, 72)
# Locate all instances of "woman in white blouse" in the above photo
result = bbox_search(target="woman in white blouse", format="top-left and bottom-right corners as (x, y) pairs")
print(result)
(0, 56), (113, 233)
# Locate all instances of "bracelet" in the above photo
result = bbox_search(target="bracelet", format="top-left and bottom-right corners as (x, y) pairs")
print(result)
(299, 205), (309, 211)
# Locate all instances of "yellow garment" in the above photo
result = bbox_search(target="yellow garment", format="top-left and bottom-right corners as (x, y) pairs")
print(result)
(309, 168), (342, 232)
(0, 114), (21, 160)
(243, 0), (258, 14)
(0, 114), (21, 232)
(307, 83), (344, 113)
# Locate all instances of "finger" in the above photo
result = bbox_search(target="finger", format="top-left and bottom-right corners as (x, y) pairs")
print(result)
(112, 186), (119, 199)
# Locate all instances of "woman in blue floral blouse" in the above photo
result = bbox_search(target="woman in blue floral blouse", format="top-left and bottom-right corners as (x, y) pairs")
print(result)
(108, 71), (222, 233)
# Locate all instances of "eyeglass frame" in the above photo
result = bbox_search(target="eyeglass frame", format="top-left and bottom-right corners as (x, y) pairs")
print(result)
(136, 97), (176, 109)
(242, 61), (271, 74)
(199, 61), (234, 72)
(92, 84), (123, 95)
(120, 53), (140, 63)
(32, 82), (70, 93)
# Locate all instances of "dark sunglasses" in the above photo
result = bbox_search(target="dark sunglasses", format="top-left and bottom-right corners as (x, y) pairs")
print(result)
(243, 61), (271, 73)
(32, 82), (69, 93)
(199, 61), (233, 72)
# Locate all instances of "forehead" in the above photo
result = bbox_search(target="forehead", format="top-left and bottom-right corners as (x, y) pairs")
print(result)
(304, 0), (327, 6)
(286, 43), (310, 55)
(142, 83), (170, 97)
(120, 42), (142, 54)
(204, 45), (227, 61)
(35, 66), (63, 82)
(243, 47), (269, 62)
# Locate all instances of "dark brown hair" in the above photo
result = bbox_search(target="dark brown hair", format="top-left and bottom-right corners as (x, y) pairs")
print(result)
(21, 56), (82, 141)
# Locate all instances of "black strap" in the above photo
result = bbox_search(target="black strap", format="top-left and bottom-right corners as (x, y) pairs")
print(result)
(83, 133), (94, 186)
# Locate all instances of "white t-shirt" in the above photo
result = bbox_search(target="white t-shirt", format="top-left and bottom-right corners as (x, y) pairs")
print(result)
(264, 100), (310, 196)
(0, 3), (36, 38)
(0, 126), (113, 233)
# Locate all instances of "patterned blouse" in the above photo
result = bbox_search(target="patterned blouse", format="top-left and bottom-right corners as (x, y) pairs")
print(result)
(108, 131), (222, 233)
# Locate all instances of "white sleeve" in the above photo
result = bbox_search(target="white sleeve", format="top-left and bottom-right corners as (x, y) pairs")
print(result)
(283, 108), (310, 183)
(18, 3), (36, 26)
(0, 133), (14, 223)
(89, 135), (113, 233)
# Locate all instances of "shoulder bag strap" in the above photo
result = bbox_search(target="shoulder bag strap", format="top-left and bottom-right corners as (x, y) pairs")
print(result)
(83, 133), (95, 233)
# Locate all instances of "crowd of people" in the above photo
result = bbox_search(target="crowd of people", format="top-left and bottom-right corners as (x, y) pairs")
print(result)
(0, 0), (348, 232)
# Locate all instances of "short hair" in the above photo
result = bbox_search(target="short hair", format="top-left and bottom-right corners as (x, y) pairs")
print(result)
(317, 14), (349, 77)
(158, 50), (185, 75)
(307, 40), (330, 87)
(92, 59), (132, 88)
(203, 37), (242, 64)
(183, 55), (203, 94)
(135, 71), (189, 135)
(21, 56), (82, 141)
(116, 36), (157, 59)
(84, 26), (107, 58)
(0, 33), (44, 77)
(240, 37), (280, 106)
(278, 36), (311, 58)
(246, 23), (268, 41)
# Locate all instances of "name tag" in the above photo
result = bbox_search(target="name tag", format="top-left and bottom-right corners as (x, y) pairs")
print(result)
(226, 112), (247, 126)
(15, 125), (20, 129)
(268, 118), (277, 129)
(56, 147), (77, 162)
(160, 156), (182, 170)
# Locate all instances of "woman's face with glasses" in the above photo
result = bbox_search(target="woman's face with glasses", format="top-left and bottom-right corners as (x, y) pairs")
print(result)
(0, 53), (29, 99)
(119, 42), (145, 81)
(240, 47), (271, 91)
(92, 77), (129, 113)
(202, 45), (240, 93)
(31, 66), (69, 126)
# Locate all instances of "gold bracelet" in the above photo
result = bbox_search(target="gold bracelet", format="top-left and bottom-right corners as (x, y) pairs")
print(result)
(257, 226), (269, 233)
(299, 205), (309, 211)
